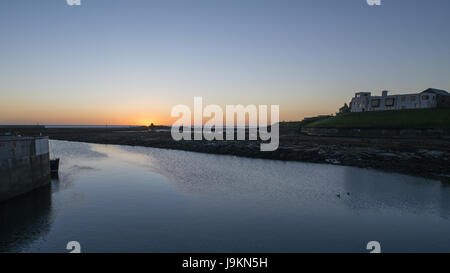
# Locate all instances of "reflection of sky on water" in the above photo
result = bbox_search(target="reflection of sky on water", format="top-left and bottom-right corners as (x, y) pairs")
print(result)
(0, 185), (53, 253)
(1, 140), (450, 253)
(115, 144), (450, 218)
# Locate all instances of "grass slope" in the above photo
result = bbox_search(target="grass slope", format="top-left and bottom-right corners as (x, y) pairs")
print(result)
(305, 108), (450, 129)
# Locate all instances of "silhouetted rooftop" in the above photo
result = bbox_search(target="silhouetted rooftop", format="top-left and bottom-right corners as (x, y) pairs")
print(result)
(421, 88), (450, 96)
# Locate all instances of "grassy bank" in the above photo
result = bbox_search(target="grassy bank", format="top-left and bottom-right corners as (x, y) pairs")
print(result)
(305, 108), (450, 129)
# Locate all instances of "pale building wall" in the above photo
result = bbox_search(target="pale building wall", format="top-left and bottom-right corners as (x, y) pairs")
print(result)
(350, 91), (438, 112)
(349, 92), (371, 112)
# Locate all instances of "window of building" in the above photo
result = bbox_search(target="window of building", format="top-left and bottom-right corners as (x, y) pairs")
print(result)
(401, 97), (406, 102)
(385, 98), (395, 106)
(371, 99), (380, 107)
(422, 95), (429, 100)
(411, 96), (416, 101)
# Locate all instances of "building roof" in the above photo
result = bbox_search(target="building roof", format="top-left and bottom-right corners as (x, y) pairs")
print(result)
(421, 88), (450, 96)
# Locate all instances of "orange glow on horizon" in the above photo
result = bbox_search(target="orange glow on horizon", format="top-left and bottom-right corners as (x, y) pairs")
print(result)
(0, 99), (339, 126)
(0, 111), (335, 126)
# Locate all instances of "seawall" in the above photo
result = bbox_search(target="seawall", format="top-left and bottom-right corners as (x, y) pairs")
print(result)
(301, 127), (450, 138)
(0, 137), (51, 202)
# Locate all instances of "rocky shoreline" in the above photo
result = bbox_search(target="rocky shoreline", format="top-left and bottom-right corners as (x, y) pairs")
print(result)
(14, 126), (445, 182)
(3, 126), (450, 182)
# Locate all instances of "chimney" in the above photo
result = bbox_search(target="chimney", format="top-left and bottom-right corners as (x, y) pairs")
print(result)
(382, 90), (388, 97)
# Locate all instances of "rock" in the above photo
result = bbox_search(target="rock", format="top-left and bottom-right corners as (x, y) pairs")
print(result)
(325, 158), (341, 164)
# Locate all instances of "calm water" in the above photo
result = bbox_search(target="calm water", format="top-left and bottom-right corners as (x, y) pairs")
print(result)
(1, 140), (450, 253)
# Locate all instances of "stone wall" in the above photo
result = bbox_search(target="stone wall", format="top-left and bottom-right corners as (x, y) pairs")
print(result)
(0, 137), (51, 202)
(301, 127), (450, 138)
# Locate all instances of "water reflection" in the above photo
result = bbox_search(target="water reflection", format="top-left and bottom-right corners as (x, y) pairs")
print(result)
(342, 168), (449, 218)
(1, 140), (450, 252)
(440, 183), (450, 219)
(51, 164), (99, 194)
(0, 184), (53, 253)
(112, 145), (450, 218)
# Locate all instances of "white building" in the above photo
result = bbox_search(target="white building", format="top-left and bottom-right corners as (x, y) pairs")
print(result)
(349, 88), (450, 112)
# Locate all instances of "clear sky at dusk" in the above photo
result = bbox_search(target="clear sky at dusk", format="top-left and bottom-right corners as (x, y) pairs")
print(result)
(1, 0), (449, 125)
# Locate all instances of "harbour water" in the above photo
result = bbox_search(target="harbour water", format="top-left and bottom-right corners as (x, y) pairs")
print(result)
(1, 140), (450, 253)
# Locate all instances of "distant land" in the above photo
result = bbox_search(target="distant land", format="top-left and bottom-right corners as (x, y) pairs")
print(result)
(44, 125), (142, 129)
(2, 116), (450, 182)
(0, 125), (141, 129)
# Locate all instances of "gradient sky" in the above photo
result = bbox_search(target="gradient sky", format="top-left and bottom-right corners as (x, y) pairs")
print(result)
(1, 0), (450, 125)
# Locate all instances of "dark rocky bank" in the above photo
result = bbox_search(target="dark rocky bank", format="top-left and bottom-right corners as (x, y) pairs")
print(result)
(4, 126), (450, 182)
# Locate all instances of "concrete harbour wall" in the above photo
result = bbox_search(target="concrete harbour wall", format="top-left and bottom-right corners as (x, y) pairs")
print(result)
(0, 137), (51, 202)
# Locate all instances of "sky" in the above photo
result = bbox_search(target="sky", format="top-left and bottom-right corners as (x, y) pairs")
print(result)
(1, 0), (449, 125)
